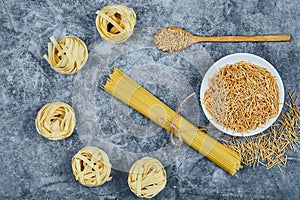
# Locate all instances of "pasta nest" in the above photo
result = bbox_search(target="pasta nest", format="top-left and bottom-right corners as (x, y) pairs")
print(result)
(128, 157), (167, 198)
(43, 36), (88, 74)
(35, 102), (76, 140)
(72, 147), (112, 187)
(96, 4), (136, 43)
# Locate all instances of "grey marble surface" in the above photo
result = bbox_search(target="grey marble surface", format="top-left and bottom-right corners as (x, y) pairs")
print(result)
(1, 0), (300, 199)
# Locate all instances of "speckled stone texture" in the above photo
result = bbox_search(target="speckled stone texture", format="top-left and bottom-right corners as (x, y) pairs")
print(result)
(1, 0), (300, 199)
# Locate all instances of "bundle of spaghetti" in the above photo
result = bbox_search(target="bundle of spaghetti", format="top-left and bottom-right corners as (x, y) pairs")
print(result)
(102, 68), (242, 175)
(96, 4), (136, 43)
(204, 61), (280, 133)
(43, 36), (88, 74)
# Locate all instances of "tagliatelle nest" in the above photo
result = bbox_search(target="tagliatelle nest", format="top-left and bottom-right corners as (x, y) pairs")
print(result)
(35, 102), (76, 140)
(128, 157), (167, 199)
(43, 36), (88, 74)
(72, 147), (112, 187)
(96, 4), (136, 43)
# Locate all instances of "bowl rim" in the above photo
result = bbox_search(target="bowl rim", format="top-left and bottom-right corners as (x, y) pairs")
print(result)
(200, 53), (285, 137)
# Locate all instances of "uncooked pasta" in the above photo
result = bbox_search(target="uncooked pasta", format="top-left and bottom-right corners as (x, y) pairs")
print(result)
(96, 4), (136, 43)
(203, 61), (280, 133)
(128, 157), (166, 198)
(102, 67), (242, 175)
(72, 146), (112, 187)
(154, 27), (191, 52)
(35, 102), (76, 140)
(43, 36), (88, 74)
(221, 91), (300, 171)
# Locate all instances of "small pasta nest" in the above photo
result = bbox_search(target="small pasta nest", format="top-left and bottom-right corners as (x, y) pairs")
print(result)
(72, 147), (112, 187)
(128, 157), (167, 199)
(43, 36), (88, 74)
(96, 4), (136, 43)
(35, 102), (76, 140)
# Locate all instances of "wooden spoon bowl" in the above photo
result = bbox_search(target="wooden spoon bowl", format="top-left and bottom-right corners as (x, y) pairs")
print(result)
(154, 27), (290, 52)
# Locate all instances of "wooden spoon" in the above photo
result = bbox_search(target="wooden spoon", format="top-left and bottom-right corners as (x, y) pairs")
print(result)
(154, 27), (291, 52)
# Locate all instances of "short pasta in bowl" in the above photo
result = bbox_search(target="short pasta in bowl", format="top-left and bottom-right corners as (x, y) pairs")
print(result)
(200, 53), (284, 136)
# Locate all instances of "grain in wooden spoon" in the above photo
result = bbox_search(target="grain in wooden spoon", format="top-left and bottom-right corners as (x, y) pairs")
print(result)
(154, 27), (291, 52)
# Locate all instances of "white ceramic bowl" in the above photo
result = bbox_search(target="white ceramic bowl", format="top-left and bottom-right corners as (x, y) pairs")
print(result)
(200, 53), (284, 136)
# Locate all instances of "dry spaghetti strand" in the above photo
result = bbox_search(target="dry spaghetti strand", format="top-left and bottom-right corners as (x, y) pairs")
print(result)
(102, 67), (242, 175)
(204, 61), (280, 133)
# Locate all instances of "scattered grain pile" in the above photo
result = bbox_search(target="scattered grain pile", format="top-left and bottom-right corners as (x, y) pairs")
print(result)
(220, 92), (300, 170)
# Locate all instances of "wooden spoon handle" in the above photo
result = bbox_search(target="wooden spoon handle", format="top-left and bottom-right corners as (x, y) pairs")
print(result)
(193, 34), (291, 43)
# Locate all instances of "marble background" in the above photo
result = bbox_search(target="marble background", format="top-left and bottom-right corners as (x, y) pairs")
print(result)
(1, 0), (300, 199)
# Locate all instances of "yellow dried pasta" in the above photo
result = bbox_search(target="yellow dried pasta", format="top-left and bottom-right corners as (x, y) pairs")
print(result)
(96, 4), (136, 43)
(103, 68), (242, 176)
(43, 36), (88, 74)
(72, 147), (112, 187)
(128, 157), (167, 199)
(35, 102), (76, 140)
